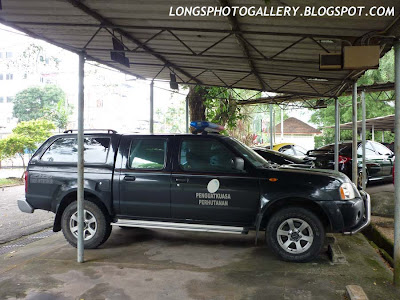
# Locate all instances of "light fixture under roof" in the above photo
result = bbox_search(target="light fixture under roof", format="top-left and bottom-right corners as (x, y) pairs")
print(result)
(307, 78), (329, 82)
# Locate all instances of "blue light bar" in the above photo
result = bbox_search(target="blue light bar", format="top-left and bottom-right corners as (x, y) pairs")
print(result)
(190, 121), (224, 133)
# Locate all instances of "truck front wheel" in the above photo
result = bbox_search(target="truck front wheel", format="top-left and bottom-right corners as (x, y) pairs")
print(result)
(266, 207), (325, 262)
(61, 201), (112, 249)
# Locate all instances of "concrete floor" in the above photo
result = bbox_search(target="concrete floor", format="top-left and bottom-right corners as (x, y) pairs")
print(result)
(0, 185), (54, 244)
(0, 228), (398, 300)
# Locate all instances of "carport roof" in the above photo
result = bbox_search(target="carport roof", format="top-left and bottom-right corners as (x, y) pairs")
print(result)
(332, 114), (395, 131)
(1, 0), (400, 98)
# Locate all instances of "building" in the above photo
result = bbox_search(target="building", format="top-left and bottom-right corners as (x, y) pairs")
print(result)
(275, 117), (321, 150)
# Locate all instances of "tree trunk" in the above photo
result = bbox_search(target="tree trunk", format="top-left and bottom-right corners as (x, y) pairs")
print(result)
(187, 86), (207, 123)
(19, 153), (25, 179)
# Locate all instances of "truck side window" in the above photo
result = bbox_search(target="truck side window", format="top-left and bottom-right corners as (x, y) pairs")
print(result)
(128, 138), (166, 170)
(180, 138), (240, 173)
(41, 137), (110, 163)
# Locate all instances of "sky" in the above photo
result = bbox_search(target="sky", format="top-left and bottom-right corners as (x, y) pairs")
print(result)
(0, 24), (314, 133)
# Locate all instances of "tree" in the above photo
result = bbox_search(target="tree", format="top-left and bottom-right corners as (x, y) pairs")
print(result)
(0, 119), (55, 176)
(13, 85), (71, 129)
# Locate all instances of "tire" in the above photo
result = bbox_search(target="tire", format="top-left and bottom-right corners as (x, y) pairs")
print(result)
(61, 201), (112, 249)
(266, 207), (325, 262)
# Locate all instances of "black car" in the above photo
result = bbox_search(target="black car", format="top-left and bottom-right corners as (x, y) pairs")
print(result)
(252, 147), (314, 169)
(18, 130), (370, 262)
(307, 140), (394, 187)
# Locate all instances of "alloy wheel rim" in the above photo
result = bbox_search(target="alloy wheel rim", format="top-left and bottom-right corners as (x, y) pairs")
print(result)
(277, 218), (314, 254)
(69, 209), (97, 241)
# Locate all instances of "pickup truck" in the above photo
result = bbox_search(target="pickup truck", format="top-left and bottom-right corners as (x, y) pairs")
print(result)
(18, 129), (370, 262)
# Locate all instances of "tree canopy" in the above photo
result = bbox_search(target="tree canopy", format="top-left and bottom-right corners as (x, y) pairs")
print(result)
(0, 119), (55, 173)
(12, 85), (72, 130)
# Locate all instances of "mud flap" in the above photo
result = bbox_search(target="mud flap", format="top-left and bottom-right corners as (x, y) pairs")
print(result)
(254, 212), (264, 246)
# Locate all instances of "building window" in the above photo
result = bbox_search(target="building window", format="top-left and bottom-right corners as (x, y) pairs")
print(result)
(6, 52), (13, 58)
(0, 74), (3, 80)
(0, 97), (3, 103)
(6, 96), (13, 103)
(0, 52), (2, 59)
(6, 73), (13, 80)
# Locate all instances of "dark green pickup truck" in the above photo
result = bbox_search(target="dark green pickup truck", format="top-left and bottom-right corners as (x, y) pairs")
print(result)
(18, 130), (370, 262)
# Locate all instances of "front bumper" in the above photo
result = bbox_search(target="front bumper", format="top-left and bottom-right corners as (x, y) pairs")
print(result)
(18, 199), (34, 213)
(343, 191), (371, 235)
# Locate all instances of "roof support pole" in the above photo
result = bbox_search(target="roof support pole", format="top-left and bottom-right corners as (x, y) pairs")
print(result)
(372, 124), (375, 141)
(334, 97), (340, 171)
(186, 95), (189, 133)
(77, 52), (85, 263)
(270, 104), (273, 150)
(150, 81), (154, 134)
(393, 41), (400, 286)
(361, 90), (366, 191)
(352, 82), (358, 185)
(280, 108), (284, 142)
(382, 131), (385, 143)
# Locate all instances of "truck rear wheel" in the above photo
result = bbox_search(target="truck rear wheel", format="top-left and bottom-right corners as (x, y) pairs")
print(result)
(61, 201), (112, 249)
(266, 207), (325, 262)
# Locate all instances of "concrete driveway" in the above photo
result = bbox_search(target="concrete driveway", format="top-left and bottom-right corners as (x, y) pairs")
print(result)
(0, 228), (398, 300)
(0, 185), (54, 244)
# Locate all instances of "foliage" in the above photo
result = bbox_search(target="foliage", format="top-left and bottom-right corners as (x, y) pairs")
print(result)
(7, 43), (60, 73)
(310, 49), (395, 148)
(0, 119), (55, 174)
(12, 85), (71, 129)
(43, 99), (74, 131)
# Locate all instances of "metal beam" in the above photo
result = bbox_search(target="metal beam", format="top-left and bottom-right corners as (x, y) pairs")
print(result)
(77, 52), (85, 263)
(9, 21), (358, 39)
(218, 0), (267, 91)
(361, 90), (366, 191)
(150, 81), (154, 134)
(334, 97), (340, 171)
(352, 82), (358, 185)
(270, 104), (273, 150)
(65, 0), (202, 85)
(393, 40), (400, 286)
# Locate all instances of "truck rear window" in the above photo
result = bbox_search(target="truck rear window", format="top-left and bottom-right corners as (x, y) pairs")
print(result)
(41, 137), (110, 163)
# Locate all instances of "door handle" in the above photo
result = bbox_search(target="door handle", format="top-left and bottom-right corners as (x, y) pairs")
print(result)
(123, 175), (136, 182)
(175, 178), (188, 183)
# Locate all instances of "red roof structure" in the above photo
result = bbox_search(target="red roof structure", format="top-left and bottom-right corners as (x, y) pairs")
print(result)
(275, 117), (321, 135)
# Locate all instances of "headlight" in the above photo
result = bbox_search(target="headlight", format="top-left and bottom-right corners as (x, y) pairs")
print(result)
(339, 182), (355, 200)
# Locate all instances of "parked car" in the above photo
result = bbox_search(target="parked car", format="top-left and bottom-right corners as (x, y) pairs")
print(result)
(252, 147), (314, 169)
(265, 143), (308, 159)
(18, 127), (370, 262)
(307, 140), (394, 187)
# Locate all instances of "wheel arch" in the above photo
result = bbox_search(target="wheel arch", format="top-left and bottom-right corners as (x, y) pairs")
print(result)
(53, 191), (111, 232)
(262, 197), (331, 230)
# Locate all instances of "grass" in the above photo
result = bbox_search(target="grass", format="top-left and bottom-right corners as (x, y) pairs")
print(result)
(0, 178), (24, 187)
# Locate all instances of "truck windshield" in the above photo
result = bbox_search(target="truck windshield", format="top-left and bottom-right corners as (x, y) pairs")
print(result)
(226, 137), (270, 168)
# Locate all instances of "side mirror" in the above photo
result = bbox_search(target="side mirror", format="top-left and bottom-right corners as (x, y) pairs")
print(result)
(234, 157), (245, 171)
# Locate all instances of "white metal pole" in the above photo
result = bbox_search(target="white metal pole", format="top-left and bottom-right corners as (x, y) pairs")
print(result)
(186, 96), (189, 133)
(372, 124), (375, 141)
(393, 41), (400, 286)
(77, 52), (85, 263)
(269, 104), (273, 149)
(382, 131), (385, 143)
(150, 81), (154, 134)
(361, 90), (366, 191)
(352, 82), (358, 184)
(334, 98), (340, 171)
(280, 108), (284, 142)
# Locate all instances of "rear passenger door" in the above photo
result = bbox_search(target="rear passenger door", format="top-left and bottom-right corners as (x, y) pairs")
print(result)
(170, 137), (259, 225)
(117, 136), (171, 219)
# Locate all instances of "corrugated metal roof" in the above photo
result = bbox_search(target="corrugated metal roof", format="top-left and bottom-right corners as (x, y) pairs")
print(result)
(0, 0), (399, 98)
